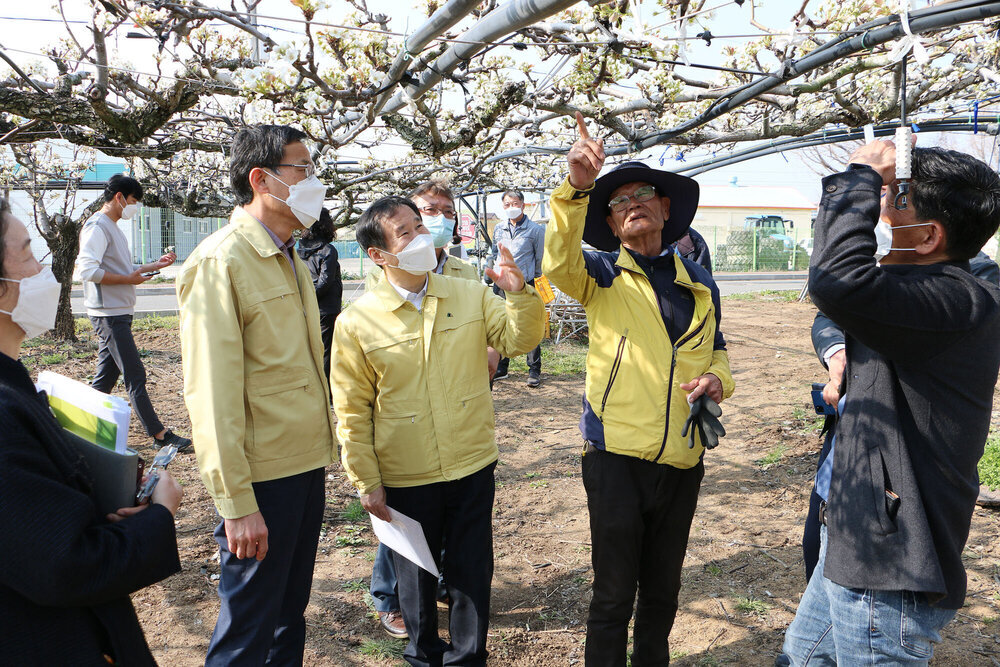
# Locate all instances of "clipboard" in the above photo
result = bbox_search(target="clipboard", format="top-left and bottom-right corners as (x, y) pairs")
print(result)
(63, 429), (140, 516)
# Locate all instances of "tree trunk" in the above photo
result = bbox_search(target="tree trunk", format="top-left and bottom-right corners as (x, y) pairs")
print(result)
(50, 225), (81, 341)
(46, 200), (102, 342)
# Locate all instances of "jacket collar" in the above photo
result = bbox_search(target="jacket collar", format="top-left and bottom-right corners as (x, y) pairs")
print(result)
(615, 246), (710, 296)
(372, 271), (451, 312)
(231, 207), (288, 259)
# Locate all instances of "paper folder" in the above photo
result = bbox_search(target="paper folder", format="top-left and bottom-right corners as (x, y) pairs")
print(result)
(36, 371), (131, 453)
(63, 429), (139, 516)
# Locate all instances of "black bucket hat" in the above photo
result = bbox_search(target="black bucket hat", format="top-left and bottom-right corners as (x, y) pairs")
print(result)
(583, 161), (700, 252)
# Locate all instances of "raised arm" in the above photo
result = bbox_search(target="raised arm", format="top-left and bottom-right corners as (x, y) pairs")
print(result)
(542, 112), (606, 306)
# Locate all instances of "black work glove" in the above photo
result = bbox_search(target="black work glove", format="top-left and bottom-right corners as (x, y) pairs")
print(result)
(681, 394), (726, 450)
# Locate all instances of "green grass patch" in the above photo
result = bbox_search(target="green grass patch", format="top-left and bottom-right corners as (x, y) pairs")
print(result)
(507, 339), (588, 376)
(979, 436), (1000, 491)
(734, 596), (771, 617)
(724, 289), (801, 302)
(334, 524), (368, 548)
(357, 637), (406, 659)
(342, 578), (367, 593)
(755, 444), (788, 468)
(340, 498), (367, 523)
(40, 353), (67, 365)
(132, 314), (180, 331)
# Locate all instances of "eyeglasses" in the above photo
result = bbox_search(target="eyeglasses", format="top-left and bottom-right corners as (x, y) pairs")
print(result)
(277, 163), (316, 178)
(608, 185), (657, 213)
(418, 204), (457, 218)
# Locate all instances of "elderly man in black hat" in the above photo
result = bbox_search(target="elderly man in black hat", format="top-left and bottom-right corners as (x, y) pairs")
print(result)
(543, 114), (734, 665)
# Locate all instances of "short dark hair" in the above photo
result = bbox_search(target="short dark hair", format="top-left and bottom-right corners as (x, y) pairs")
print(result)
(911, 147), (1000, 259)
(0, 198), (11, 292)
(104, 174), (143, 203)
(301, 208), (335, 244)
(502, 189), (524, 203)
(355, 196), (420, 252)
(230, 124), (308, 206)
(408, 180), (454, 204)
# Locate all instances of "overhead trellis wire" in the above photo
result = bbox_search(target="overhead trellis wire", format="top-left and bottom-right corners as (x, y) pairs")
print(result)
(476, 0), (1000, 164)
(673, 116), (1000, 175)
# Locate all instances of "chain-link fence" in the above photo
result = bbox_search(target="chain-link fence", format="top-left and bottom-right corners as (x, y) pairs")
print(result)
(703, 226), (812, 272)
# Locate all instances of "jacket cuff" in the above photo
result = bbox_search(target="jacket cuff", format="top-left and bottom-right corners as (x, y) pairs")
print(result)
(708, 353), (735, 400)
(504, 282), (538, 299)
(214, 489), (259, 519)
(355, 479), (382, 496)
(552, 177), (594, 202)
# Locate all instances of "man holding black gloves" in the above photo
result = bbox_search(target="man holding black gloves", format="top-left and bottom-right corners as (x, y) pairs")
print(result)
(544, 113), (734, 666)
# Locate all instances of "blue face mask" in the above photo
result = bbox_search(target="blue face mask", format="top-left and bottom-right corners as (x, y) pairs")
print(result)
(422, 214), (454, 249)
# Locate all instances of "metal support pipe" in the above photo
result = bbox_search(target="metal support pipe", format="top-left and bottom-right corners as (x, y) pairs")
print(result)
(379, 0), (581, 117)
(370, 0), (482, 116)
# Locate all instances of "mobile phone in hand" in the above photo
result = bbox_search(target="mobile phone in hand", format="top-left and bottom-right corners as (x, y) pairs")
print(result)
(141, 270), (160, 277)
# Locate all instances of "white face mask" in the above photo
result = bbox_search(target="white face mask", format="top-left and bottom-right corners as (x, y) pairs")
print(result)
(423, 214), (454, 249)
(0, 267), (61, 340)
(380, 233), (438, 275)
(266, 171), (327, 228)
(120, 202), (140, 220)
(504, 206), (523, 221)
(874, 220), (933, 260)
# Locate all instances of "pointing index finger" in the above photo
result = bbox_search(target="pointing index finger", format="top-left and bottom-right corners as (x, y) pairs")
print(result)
(575, 111), (591, 140)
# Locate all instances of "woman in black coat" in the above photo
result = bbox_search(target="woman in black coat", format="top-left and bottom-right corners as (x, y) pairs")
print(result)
(296, 208), (343, 380)
(0, 199), (184, 665)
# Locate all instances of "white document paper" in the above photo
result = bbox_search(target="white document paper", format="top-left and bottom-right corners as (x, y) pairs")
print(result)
(369, 508), (440, 577)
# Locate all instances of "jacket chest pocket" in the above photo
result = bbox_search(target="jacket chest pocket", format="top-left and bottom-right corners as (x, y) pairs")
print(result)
(365, 333), (422, 377)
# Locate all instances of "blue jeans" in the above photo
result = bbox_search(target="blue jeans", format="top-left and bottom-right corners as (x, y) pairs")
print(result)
(371, 543), (448, 613)
(781, 526), (956, 665)
(371, 543), (399, 613)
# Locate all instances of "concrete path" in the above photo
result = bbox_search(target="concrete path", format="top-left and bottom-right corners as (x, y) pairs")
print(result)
(71, 273), (808, 317)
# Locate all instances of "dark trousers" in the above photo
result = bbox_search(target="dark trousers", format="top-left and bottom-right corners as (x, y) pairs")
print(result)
(206, 468), (326, 667)
(492, 282), (541, 377)
(319, 312), (337, 384)
(802, 429), (834, 582)
(89, 314), (164, 437)
(582, 447), (704, 667)
(384, 461), (496, 667)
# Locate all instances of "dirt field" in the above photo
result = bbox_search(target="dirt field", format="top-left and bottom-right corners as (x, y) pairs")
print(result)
(24, 295), (1000, 665)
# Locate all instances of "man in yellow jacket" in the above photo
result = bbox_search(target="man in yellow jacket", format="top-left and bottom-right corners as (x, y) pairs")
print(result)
(363, 180), (498, 640)
(544, 114), (735, 665)
(177, 125), (336, 665)
(332, 195), (544, 667)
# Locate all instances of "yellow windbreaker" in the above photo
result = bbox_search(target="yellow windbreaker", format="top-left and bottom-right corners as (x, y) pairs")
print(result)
(177, 208), (335, 518)
(332, 273), (545, 494)
(542, 179), (735, 468)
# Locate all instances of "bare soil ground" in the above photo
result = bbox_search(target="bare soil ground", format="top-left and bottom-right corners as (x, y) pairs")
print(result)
(24, 296), (1000, 665)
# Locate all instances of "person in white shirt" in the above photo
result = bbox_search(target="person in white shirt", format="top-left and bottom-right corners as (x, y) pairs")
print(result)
(77, 174), (191, 452)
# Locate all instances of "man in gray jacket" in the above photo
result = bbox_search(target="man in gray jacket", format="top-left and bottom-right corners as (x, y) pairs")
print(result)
(489, 189), (545, 386)
(77, 174), (191, 451)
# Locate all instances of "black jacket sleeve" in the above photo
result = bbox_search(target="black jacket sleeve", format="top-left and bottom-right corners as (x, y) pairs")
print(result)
(811, 311), (845, 369)
(0, 421), (180, 609)
(809, 165), (998, 361)
(313, 246), (333, 298)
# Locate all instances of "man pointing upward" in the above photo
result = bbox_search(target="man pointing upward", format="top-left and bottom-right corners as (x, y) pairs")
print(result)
(543, 113), (735, 666)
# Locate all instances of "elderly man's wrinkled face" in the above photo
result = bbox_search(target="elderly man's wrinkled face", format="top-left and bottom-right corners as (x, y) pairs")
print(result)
(605, 181), (671, 243)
